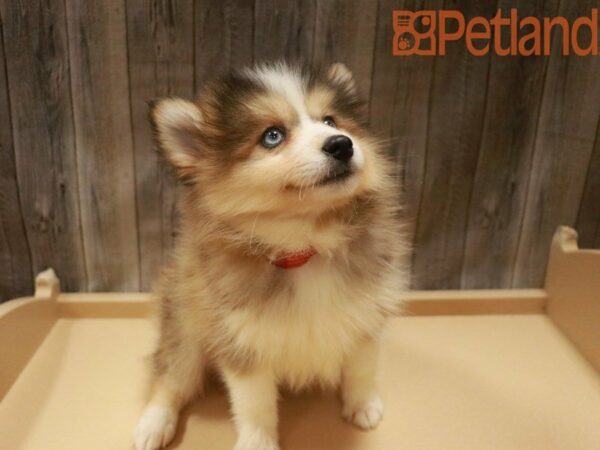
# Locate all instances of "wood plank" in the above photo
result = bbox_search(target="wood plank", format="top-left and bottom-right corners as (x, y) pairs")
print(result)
(405, 289), (546, 316)
(65, 0), (140, 291)
(253, 0), (315, 63)
(576, 118), (600, 249)
(0, 17), (33, 302)
(462, 0), (559, 288)
(53, 289), (545, 318)
(126, 0), (194, 290)
(513, 0), (600, 287)
(412, 0), (495, 289)
(369, 0), (441, 290)
(194, 0), (254, 90)
(313, 0), (378, 100)
(0, 0), (86, 294)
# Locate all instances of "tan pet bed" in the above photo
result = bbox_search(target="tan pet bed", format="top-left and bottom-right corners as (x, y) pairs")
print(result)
(1, 227), (599, 450)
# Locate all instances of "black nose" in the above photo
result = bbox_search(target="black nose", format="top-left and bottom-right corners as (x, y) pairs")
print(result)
(322, 135), (354, 162)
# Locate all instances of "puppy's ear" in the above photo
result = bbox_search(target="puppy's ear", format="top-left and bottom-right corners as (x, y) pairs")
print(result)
(149, 98), (203, 178)
(327, 63), (357, 95)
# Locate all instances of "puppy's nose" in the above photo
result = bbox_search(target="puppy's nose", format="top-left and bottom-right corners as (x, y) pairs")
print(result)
(322, 135), (354, 162)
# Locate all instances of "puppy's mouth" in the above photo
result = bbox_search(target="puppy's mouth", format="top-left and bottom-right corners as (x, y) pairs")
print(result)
(316, 167), (353, 186)
(283, 167), (355, 191)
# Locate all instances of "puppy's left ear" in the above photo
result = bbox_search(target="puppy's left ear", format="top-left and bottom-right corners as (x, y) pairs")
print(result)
(149, 97), (204, 179)
(327, 63), (357, 95)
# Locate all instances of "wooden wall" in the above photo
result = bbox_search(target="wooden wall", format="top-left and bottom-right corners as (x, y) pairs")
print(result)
(0, 0), (598, 300)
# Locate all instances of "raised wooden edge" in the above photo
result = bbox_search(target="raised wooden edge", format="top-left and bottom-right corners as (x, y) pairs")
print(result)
(546, 226), (600, 373)
(404, 289), (547, 315)
(57, 293), (156, 318)
(52, 289), (546, 318)
(2, 288), (548, 321)
(0, 269), (60, 400)
(51, 289), (547, 318)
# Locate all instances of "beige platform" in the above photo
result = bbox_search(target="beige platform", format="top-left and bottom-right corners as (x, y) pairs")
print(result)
(1, 227), (599, 450)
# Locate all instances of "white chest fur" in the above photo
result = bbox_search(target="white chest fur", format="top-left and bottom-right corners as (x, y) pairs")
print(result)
(223, 255), (386, 390)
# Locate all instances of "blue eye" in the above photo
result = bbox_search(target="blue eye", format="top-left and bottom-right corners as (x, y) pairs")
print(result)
(323, 116), (336, 128)
(261, 127), (286, 149)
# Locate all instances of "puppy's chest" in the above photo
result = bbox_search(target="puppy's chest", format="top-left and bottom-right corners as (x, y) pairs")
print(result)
(224, 259), (384, 386)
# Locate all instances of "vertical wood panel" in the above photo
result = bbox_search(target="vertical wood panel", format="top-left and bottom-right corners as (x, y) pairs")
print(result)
(576, 119), (600, 249)
(0, 0), (86, 293)
(412, 0), (494, 289)
(313, 0), (378, 100)
(513, 0), (600, 287)
(462, 0), (558, 288)
(253, 0), (315, 63)
(2, 1), (600, 299)
(0, 17), (33, 301)
(65, 0), (140, 291)
(369, 1), (441, 287)
(126, 0), (194, 290)
(194, 0), (254, 90)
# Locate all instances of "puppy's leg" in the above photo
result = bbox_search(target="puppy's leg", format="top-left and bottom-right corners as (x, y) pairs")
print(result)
(133, 338), (204, 450)
(341, 337), (384, 430)
(222, 366), (279, 450)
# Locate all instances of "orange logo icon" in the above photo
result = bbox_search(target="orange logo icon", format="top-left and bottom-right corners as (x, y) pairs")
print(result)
(393, 11), (436, 56)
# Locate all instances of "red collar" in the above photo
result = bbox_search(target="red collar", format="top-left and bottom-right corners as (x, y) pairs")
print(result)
(271, 248), (317, 269)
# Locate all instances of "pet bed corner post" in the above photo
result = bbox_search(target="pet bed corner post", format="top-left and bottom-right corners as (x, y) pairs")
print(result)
(34, 268), (61, 301)
(545, 226), (600, 373)
(0, 268), (61, 399)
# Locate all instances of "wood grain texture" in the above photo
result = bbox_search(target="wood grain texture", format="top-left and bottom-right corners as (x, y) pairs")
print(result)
(194, 0), (255, 90)
(65, 0), (140, 291)
(253, 0), (316, 63)
(313, 0), (377, 100)
(513, 0), (600, 287)
(0, 18), (33, 301)
(369, 1), (441, 289)
(576, 118), (600, 249)
(126, 0), (194, 290)
(461, 0), (559, 288)
(2, 1), (600, 299)
(412, 0), (494, 289)
(0, 0), (86, 294)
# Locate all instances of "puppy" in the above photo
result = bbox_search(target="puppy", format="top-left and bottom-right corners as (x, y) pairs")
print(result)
(133, 62), (407, 450)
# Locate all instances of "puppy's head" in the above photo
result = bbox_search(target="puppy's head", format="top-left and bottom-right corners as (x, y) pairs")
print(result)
(151, 63), (385, 218)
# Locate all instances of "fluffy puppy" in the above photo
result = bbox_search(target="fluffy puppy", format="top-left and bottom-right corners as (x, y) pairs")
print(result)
(133, 62), (407, 450)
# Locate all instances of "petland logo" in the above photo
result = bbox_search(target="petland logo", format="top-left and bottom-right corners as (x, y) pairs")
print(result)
(393, 9), (599, 56)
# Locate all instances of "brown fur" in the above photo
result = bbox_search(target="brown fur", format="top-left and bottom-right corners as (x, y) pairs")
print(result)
(153, 187), (404, 374)
(150, 63), (406, 371)
(135, 62), (408, 450)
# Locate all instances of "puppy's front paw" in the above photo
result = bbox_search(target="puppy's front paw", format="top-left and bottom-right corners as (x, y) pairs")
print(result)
(133, 405), (177, 450)
(342, 393), (384, 430)
(234, 429), (279, 450)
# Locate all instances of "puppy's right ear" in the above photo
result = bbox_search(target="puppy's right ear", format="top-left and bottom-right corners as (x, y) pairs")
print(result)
(149, 98), (203, 178)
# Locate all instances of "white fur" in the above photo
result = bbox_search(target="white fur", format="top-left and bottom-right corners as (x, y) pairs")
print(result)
(250, 64), (307, 120)
(134, 405), (177, 450)
(341, 337), (384, 429)
(342, 393), (384, 430)
(220, 257), (388, 447)
(222, 366), (280, 450)
(222, 257), (390, 390)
